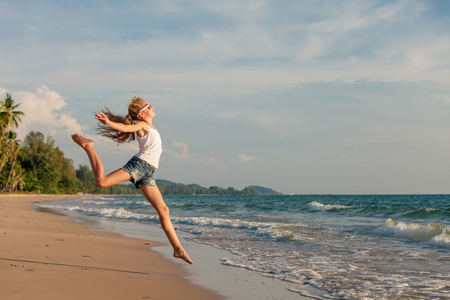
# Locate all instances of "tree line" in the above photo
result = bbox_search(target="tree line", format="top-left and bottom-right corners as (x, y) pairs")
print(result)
(0, 93), (260, 195)
(157, 181), (259, 195)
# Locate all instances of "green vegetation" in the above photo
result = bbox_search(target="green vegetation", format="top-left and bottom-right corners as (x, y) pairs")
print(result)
(247, 185), (282, 195)
(0, 93), (279, 195)
(156, 180), (260, 195)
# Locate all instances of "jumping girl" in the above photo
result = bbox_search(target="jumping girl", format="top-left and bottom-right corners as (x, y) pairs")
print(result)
(71, 97), (193, 264)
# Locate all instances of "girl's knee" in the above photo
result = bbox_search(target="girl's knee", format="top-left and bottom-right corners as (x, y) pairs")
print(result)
(158, 205), (170, 219)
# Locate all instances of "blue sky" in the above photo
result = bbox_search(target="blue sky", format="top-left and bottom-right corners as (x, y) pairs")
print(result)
(1, 0), (450, 194)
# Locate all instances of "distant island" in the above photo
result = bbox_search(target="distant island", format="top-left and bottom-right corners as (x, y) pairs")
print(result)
(246, 185), (282, 195)
(156, 180), (282, 195)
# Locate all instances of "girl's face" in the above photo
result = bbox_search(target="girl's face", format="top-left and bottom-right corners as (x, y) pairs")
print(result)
(138, 100), (155, 119)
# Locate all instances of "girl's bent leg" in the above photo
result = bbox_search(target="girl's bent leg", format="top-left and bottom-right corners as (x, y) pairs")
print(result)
(71, 134), (132, 188)
(139, 185), (194, 264)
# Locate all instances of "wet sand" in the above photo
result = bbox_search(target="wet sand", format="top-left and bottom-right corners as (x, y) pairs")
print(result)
(0, 194), (221, 300)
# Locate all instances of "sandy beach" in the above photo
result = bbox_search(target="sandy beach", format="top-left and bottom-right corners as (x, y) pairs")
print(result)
(0, 194), (221, 300)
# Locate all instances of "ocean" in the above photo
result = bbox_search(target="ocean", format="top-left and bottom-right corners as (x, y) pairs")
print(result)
(36, 194), (449, 299)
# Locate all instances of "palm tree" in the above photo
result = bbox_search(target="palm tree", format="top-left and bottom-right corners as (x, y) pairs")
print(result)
(0, 93), (24, 131)
(0, 110), (8, 168)
(11, 168), (25, 192)
(4, 131), (20, 191)
(0, 129), (13, 175)
(0, 94), (24, 191)
(0, 149), (8, 176)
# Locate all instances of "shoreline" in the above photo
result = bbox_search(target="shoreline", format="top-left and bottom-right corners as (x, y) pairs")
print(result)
(83, 212), (314, 300)
(37, 194), (317, 300)
(0, 194), (221, 299)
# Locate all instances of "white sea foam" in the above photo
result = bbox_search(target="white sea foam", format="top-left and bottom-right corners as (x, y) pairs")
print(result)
(38, 201), (306, 242)
(81, 196), (110, 201)
(307, 201), (352, 212)
(37, 203), (158, 222)
(81, 200), (109, 205)
(174, 216), (310, 242)
(430, 231), (450, 248)
(377, 219), (450, 248)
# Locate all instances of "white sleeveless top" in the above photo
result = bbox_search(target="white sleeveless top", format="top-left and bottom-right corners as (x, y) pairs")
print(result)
(134, 126), (162, 169)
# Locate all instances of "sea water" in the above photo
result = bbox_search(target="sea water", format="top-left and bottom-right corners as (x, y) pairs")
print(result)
(36, 194), (450, 299)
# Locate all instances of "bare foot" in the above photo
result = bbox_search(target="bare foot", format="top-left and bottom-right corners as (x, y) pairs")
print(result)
(174, 249), (194, 264)
(71, 134), (93, 149)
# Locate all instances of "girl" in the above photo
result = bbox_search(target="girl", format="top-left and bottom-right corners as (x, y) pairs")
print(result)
(71, 97), (194, 264)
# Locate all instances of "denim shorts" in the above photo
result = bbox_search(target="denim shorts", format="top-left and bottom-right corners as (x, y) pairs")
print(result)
(122, 156), (157, 188)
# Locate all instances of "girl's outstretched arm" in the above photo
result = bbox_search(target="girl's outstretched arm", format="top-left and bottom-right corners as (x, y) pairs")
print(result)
(95, 112), (145, 133)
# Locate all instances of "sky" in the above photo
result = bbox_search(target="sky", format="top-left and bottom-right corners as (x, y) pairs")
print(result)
(1, 0), (450, 195)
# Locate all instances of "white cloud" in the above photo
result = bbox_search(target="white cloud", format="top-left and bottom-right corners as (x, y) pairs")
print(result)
(9, 86), (83, 141)
(238, 154), (255, 164)
(164, 141), (220, 165)
(1, 86), (86, 142)
(405, 38), (450, 70)
(167, 141), (189, 159)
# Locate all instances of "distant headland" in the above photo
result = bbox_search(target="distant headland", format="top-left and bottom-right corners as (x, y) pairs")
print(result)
(156, 180), (282, 195)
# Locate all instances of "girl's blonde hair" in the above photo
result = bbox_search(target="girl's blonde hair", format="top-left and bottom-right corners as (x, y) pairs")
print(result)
(95, 97), (144, 144)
